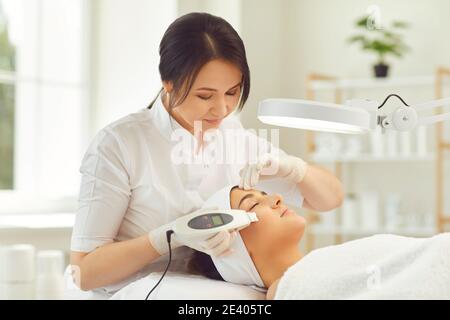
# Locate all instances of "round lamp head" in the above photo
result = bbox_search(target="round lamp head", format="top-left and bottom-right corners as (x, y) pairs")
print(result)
(258, 99), (372, 134)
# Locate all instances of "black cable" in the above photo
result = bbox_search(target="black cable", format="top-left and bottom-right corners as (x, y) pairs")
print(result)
(145, 230), (174, 300)
(378, 93), (410, 109)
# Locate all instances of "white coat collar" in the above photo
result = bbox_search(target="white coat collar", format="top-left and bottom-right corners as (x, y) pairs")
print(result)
(149, 91), (222, 156)
(149, 91), (189, 143)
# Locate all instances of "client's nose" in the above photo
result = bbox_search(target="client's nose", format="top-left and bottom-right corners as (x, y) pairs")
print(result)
(270, 193), (283, 208)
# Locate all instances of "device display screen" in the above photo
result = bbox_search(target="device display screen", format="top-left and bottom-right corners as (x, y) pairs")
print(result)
(188, 213), (233, 230)
(211, 215), (224, 226)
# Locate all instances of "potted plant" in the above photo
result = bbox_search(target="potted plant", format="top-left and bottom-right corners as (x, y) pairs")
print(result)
(348, 15), (410, 78)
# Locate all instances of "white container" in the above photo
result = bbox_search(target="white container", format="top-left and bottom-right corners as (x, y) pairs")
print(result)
(319, 209), (336, 227)
(344, 137), (362, 157)
(384, 193), (401, 229)
(385, 130), (398, 157)
(315, 133), (342, 157)
(341, 194), (358, 229)
(416, 126), (427, 156)
(359, 192), (380, 230)
(400, 131), (411, 157)
(370, 126), (384, 157)
(0, 244), (35, 300)
(35, 250), (65, 300)
(424, 211), (436, 228)
(0, 283), (34, 300)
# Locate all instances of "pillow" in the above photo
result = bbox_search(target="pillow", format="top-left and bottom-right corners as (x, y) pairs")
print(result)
(109, 271), (267, 300)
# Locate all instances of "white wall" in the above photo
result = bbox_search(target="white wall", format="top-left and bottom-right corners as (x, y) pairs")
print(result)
(177, 0), (241, 33)
(90, 0), (177, 135)
(282, 0), (450, 96)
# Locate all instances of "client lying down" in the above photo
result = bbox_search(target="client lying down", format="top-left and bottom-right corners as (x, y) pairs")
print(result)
(188, 185), (450, 299)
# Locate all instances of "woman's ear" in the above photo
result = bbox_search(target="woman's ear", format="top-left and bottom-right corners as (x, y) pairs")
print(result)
(162, 81), (173, 93)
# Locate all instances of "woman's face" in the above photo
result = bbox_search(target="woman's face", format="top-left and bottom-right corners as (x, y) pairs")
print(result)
(164, 58), (242, 132)
(229, 187), (306, 256)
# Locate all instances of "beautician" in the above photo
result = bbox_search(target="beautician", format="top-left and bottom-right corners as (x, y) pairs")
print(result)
(69, 12), (344, 294)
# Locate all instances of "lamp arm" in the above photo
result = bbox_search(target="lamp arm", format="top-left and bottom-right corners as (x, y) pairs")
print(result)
(379, 97), (450, 131)
(409, 97), (450, 111)
(411, 97), (450, 126)
(417, 111), (450, 126)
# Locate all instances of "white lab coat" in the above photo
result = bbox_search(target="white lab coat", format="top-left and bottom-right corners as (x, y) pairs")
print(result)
(70, 91), (304, 295)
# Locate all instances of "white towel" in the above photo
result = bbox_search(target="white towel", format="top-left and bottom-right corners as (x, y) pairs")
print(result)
(275, 233), (450, 299)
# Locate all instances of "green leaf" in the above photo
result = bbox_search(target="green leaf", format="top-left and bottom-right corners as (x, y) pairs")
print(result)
(348, 15), (411, 61)
(347, 34), (366, 43)
(392, 21), (409, 28)
(356, 16), (369, 27)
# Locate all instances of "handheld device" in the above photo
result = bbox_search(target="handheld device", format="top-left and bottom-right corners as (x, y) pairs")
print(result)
(145, 209), (258, 300)
(172, 209), (258, 240)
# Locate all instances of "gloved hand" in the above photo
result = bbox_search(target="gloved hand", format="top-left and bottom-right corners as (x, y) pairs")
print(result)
(239, 153), (308, 190)
(148, 207), (238, 257)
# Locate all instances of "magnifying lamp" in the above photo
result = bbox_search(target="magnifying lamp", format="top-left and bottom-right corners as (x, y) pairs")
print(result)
(258, 94), (450, 134)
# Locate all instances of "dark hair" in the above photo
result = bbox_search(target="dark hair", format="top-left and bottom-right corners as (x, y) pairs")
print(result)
(148, 12), (250, 111)
(187, 250), (224, 281)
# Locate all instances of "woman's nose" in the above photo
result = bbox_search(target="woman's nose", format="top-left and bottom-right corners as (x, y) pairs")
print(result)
(270, 194), (283, 208)
(211, 97), (228, 118)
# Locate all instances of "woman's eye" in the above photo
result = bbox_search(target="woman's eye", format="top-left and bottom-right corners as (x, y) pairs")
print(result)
(226, 91), (238, 96)
(248, 203), (259, 211)
(198, 95), (212, 100)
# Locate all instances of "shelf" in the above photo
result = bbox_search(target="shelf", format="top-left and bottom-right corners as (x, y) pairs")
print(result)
(310, 153), (435, 163)
(310, 225), (437, 237)
(0, 213), (75, 230)
(309, 75), (436, 91)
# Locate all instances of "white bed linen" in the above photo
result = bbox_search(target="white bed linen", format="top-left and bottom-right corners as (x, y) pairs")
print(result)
(275, 233), (450, 299)
(63, 266), (266, 300)
(110, 272), (266, 300)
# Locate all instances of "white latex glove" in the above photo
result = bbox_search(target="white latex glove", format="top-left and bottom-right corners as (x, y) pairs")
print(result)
(239, 153), (308, 190)
(148, 207), (238, 257)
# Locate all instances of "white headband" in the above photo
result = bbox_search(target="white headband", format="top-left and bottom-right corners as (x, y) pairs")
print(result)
(201, 185), (266, 290)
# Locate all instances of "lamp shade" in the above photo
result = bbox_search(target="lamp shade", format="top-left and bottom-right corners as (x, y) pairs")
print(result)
(258, 99), (372, 134)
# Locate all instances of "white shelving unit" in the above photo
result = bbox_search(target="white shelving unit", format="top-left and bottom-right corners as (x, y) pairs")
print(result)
(309, 75), (435, 91)
(0, 213), (75, 230)
(304, 74), (441, 251)
(311, 153), (435, 163)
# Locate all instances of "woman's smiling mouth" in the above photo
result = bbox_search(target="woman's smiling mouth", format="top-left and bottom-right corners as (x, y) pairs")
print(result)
(204, 118), (223, 125)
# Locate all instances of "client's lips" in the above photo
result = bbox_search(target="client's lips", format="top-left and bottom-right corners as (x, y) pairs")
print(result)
(280, 208), (294, 217)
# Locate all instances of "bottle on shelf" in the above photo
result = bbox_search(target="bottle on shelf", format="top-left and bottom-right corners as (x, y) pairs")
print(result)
(385, 131), (398, 157)
(400, 131), (412, 157)
(416, 126), (428, 157)
(384, 193), (401, 229)
(344, 137), (363, 157)
(0, 244), (35, 300)
(359, 191), (380, 230)
(370, 126), (384, 157)
(318, 209), (337, 227)
(35, 250), (65, 300)
(341, 193), (359, 229)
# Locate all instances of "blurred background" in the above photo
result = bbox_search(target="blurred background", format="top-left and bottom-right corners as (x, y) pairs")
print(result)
(0, 0), (449, 295)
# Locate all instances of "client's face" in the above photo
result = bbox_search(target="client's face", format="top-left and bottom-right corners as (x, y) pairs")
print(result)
(229, 187), (306, 257)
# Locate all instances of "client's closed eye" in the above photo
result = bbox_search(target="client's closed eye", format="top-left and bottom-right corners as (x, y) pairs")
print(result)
(246, 201), (259, 211)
